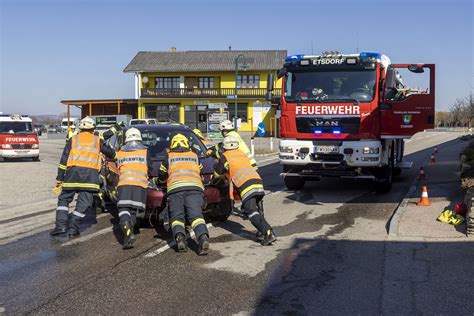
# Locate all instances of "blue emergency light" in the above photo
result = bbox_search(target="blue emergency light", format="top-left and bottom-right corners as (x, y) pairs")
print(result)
(285, 54), (305, 62)
(314, 130), (322, 134)
(332, 130), (341, 134)
(359, 52), (382, 59)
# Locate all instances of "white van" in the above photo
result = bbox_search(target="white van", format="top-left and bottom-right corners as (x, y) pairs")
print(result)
(60, 118), (79, 132)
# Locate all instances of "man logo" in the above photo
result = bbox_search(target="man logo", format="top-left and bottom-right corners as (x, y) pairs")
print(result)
(315, 120), (339, 127)
(403, 114), (412, 125)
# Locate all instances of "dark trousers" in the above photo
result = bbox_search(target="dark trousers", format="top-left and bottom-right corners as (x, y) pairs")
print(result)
(241, 196), (272, 235)
(118, 207), (137, 228)
(55, 190), (94, 233)
(168, 190), (208, 239)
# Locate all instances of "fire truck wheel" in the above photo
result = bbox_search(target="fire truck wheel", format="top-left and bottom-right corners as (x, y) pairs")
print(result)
(373, 166), (393, 193)
(392, 167), (402, 177)
(284, 176), (306, 190)
(32, 156), (40, 162)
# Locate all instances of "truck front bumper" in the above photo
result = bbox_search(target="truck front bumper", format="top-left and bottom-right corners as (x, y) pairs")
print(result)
(0, 149), (39, 158)
(279, 139), (383, 168)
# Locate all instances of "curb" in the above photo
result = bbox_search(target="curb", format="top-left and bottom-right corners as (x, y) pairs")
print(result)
(388, 182), (417, 237)
(255, 152), (278, 158)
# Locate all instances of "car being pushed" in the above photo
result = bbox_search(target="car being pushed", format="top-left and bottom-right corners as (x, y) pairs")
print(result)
(101, 123), (232, 226)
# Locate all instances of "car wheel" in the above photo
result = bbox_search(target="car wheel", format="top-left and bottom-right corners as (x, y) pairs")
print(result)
(208, 198), (233, 222)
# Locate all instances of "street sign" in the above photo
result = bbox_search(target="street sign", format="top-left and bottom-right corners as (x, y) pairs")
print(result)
(207, 111), (229, 139)
(208, 103), (228, 109)
(226, 95), (237, 99)
(257, 122), (266, 137)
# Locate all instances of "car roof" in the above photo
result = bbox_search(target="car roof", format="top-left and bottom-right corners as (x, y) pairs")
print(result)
(132, 123), (191, 133)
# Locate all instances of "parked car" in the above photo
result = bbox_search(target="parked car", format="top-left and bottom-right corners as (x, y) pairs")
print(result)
(101, 123), (232, 225)
(47, 124), (61, 133)
(130, 118), (158, 125)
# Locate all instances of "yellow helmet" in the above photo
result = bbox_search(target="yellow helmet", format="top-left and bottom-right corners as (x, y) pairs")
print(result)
(193, 128), (205, 141)
(170, 133), (189, 149)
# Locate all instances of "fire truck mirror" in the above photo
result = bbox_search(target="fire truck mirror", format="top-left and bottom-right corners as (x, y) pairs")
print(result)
(277, 67), (287, 79)
(384, 67), (398, 99)
(266, 73), (274, 91)
(408, 64), (425, 73)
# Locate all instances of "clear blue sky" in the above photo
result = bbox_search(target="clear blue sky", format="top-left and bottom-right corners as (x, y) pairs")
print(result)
(1, 0), (472, 115)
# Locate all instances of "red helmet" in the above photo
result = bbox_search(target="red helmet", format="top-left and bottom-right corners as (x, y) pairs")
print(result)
(454, 203), (467, 216)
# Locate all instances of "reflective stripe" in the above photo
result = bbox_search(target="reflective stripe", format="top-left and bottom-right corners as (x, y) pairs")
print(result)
(61, 182), (100, 189)
(118, 200), (146, 208)
(168, 180), (204, 191)
(121, 170), (148, 177)
(58, 164), (67, 170)
(74, 133), (97, 150)
(168, 170), (202, 182)
(248, 211), (260, 219)
(118, 177), (149, 186)
(68, 156), (100, 164)
(118, 156), (147, 166)
(231, 167), (255, 183)
(171, 220), (185, 228)
(57, 206), (68, 211)
(241, 187), (265, 201)
(169, 155), (199, 163)
(191, 218), (206, 229)
(118, 210), (131, 218)
(72, 211), (86, 218)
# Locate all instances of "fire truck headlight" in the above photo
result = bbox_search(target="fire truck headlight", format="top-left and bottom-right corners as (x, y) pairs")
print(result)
(300, 59), (310, 66)
(32, 144), (39, 149)
(363, 147), (380, 154)
(1, 144), (12, 149)
(346, 58), (357, 65)
(280, 146), (293, 153)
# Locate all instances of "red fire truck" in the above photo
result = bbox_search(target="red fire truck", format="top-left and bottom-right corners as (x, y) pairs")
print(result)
(0, 114), (40, 161)
(266, 52), (435, 193)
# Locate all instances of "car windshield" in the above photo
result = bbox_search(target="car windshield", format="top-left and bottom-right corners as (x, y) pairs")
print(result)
(0, 122), (33, 134)
(130, 120), (146, 125)
(140, 129), (207, 160)
(285, 69), (376, 102)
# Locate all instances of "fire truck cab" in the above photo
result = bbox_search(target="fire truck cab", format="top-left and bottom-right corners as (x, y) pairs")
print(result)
(267, 52), (435, 193)
(0, 114), (40, 161)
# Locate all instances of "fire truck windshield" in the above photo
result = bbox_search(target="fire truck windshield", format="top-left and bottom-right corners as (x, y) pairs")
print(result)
(0, 122), (34, 134)
(284, 69), (376, 103)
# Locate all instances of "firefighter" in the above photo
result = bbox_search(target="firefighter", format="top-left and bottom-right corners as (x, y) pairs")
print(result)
(50, 116), (116, 237)
(207, 120), (257, 168)
(193, 128), (209, 147)
(214, 135), (276, 246)
(116, 128), (152, 249)
(157, 133), (209, 255)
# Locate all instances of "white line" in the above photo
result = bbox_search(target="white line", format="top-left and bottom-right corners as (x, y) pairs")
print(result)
(61, 224), (112, 246)
(144, 223), (213, 258)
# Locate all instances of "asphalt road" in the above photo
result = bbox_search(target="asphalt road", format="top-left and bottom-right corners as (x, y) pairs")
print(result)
(1, 131), (472, 315)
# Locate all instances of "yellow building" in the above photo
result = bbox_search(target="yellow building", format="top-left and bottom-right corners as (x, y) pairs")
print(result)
(123, 50), (285, 134)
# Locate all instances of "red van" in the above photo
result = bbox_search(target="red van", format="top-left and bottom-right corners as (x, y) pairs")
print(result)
(0, 114), (40, 161)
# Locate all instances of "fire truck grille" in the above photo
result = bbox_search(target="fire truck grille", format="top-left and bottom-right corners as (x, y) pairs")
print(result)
(311, 153), (344, 162)
(296, 116), (360, 134)
(11, 144), (33, 149)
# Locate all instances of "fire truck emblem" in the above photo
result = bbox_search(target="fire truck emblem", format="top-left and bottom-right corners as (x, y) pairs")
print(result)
(403, 114), (412, 125)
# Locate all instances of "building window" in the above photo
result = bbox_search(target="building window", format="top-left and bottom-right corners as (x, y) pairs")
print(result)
(145, 104), (180, 122)
(198, 77), (214, 89)
(155, 77), (180, 89)
(229, 103), (248, 123)
(237, 75), (259, 88)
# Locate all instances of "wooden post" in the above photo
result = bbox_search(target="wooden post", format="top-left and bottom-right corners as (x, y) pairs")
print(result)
(117, 101), (121, 114)
(89, 103), (92, 116)
(67, 104), (70, 130)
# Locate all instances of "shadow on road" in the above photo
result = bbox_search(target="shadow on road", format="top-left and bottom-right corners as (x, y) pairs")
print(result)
(254, 237), (474, 315)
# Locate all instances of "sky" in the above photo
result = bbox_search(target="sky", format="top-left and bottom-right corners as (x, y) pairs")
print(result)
(0, 0), (472, 115)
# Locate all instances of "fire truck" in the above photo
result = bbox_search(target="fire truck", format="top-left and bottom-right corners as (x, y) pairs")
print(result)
(0, 114), (40, 161)
(266, 52), (435, 193)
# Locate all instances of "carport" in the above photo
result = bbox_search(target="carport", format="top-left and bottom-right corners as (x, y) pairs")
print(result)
(60, 99), (139, 123)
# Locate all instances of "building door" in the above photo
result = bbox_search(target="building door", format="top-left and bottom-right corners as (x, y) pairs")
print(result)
(185, 105), (208, 132)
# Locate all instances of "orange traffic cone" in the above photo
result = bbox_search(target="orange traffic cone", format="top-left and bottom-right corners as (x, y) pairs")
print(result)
(430, 153), (436, 163)
(417, 186), (431, 206)
(418, 166), (426, 180)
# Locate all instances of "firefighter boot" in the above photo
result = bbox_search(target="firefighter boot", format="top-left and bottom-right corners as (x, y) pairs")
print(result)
(68, 215), (81, 238)
(51, 207), (69, 236)
(261, 229), (277, 246)
(197, 234), (209, 256)
(122, 222), (136, 250)
(175, 233), (188, 252)
(50, 227), (67, 236)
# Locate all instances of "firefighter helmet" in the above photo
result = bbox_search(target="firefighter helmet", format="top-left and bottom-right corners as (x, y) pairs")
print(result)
(170, 133), (189, 149)
(193, 128), (205, 141)
(219, 120), (234, 131)
(223, 135), (239, 150)
(79, 116), (96, 130)
(125, 128), (142, 143)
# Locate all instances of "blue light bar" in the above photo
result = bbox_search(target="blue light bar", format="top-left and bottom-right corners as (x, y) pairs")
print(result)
(333, 130), (341, 134)
(285, 54), (305, 62)
(359, 52), (382, 59)
(314, 130), (322, 134)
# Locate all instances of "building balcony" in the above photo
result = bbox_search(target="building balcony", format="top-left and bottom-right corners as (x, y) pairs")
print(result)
(141, 87), (282, 99)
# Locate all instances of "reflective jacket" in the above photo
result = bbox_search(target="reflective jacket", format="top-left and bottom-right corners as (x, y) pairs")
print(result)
(207, 131), (257, 168)
(67, 132), (101, 170)
(57, 131), (116, 191)
(117, 148), (149, 188)
(216, 148), (264, 202)
(158, 149), (204, 194)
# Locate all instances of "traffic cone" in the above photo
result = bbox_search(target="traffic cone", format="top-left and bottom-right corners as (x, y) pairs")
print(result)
(417, 166), (426, 180)
(430, 153), (436, 163)
(417, 186), (431, 206)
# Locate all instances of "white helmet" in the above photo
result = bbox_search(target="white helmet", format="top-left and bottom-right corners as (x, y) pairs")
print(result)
(125, 128), (142, 143)
(223, 135), (239, 150)
(219, 120), (234, 132)
(79, 116), (96, 130)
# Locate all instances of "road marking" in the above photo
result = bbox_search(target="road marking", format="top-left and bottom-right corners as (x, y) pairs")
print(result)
(61, 224), (112, 246)
(144, 223), (213, 258)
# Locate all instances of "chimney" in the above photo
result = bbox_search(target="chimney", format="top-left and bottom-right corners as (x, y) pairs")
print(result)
(170, 47), (177, 52)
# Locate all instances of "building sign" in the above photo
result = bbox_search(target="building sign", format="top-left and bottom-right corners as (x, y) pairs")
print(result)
(207, 111), (229, 139)
(208, 103), (228, 109)
(194, 100), (209, 105)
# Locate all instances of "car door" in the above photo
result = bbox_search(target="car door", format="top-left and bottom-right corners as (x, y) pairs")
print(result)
(380, 64), (435, 138)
